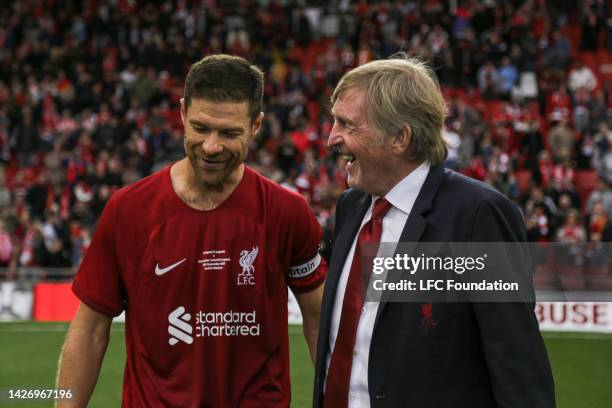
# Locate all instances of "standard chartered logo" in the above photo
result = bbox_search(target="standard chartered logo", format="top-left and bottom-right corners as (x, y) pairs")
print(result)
(195, 311), (260, 337)
(168, 307), (260, 346)
(168, 306), (193, 345)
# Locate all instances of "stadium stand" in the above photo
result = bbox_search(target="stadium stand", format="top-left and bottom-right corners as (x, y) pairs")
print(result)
(0, 0), (610, 284)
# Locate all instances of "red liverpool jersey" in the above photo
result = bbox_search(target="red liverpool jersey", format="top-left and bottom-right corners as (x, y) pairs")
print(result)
(73, 165), (327, 407)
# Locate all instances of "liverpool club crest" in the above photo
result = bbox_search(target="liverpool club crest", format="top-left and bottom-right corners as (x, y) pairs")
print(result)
(238, 246), (259, 285)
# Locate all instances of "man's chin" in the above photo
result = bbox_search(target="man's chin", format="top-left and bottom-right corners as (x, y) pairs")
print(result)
(197, 168), (242, 192)
(188, 159), (243, 191)
(196, 170), (229, 188)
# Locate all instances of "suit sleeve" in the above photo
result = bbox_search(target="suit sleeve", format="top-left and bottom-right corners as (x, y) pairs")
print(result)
(285, 193), (328, 294)
(72, 195), (125, 317)
(470, 194), (556, 408)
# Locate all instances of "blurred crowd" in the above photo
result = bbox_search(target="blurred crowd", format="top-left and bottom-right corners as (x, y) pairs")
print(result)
(0, 0), (611, 276)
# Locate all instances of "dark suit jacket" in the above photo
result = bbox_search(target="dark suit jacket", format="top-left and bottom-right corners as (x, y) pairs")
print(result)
(314, 165), (556, 408)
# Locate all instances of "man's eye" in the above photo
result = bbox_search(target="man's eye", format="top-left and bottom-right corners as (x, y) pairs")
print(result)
(335, 118), (355, 132)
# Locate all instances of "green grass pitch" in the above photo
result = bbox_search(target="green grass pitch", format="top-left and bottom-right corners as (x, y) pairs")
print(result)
(0, 323), (610, 407)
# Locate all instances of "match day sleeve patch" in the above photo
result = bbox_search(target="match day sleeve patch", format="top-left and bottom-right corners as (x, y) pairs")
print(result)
(288, 254), (322, 279)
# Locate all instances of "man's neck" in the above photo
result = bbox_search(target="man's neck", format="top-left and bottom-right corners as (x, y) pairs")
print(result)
(170, 159), (244, 211)
(375, 160), (423, 197)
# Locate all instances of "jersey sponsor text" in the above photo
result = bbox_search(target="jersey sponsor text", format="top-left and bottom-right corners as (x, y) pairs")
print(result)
(195, 310), (260, 337)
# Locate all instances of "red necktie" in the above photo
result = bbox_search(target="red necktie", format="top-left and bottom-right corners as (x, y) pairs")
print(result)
(324, 198), (392, 407)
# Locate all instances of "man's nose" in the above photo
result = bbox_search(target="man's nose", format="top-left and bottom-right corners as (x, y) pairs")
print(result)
(327, 122), (342, 147)
(201, 134), (224, 155)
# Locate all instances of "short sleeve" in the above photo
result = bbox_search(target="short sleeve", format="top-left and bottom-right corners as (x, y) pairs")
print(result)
(72, 195), (125, 317)
(285, 194), (328, 294)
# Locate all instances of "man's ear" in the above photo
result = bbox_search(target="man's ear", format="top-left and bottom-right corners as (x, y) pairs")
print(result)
(180, 98), (186, 123)
(252, 112), (264, 135)
(390, 124), (412, 155)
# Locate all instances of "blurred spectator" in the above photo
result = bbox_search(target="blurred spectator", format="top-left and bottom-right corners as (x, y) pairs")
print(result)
(526, 205), (551, 242)
(477, 61), (501, 100)
(592, 126), (612, 182)
(11, 110), (39, 167)
(568, 61), (598, 93)
(589, 90), (608, 131)
(546, 87), (572, 122)
(587, 201), (609, 239)
(586, 179), (612, 216)
(0, 218), (14, 268)
(0, 169), (11, 210)
(526, 186), (558, 222)
(556, 210), (587, 243)
(572, 88), (592, 134)
(541, 30), (571, 71)
(25, 172), (50, 221)
(16, 210), (44, 267)
(39, 209), (71, 268)
(580, 10), (603, 51)
(443, 123), (461, 170)
(497, 57), (518, 97)
(548, 118), (575, 163)
(553, 193), (573, 226)
(556, 209), (588, 268)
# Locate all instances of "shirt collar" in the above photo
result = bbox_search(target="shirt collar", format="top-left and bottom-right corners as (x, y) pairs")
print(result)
(374, 161), (431, 216)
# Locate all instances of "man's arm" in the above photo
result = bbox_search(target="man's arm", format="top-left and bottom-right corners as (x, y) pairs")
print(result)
(56, 302), (112, 408)
(295, 283), (324, 364)
(471, 195), (555, 407)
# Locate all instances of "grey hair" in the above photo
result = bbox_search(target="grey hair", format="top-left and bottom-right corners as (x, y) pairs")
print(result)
(331, 55), (448, 165)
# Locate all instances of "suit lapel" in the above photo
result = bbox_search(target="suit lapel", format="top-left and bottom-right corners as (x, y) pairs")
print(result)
(373, 165), (445, 328)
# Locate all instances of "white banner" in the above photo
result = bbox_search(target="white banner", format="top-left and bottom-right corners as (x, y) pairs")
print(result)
(3, 283), (612, 334)
(535, 302), (612, 333)
(0, 282), (33, 321)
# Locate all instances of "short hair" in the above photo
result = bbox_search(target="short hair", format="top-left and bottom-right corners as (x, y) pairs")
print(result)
(331, 55), (448, 165)
(183, 54), (264, 120)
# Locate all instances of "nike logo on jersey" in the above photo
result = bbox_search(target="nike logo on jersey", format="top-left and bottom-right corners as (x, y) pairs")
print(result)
(155, 258), (187, 276)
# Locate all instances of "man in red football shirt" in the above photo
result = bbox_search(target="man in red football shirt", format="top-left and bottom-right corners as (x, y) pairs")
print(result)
(57, 54), (327, 407)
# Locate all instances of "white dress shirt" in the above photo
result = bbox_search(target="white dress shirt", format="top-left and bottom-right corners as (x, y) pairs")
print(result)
(326, 161), (430, 408)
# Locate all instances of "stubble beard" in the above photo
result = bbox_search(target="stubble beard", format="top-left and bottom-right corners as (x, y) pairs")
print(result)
(182, 132), (250, 194)
(187, 153), (244, 193)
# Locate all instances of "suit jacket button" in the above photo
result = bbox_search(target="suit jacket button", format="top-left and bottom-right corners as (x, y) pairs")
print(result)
(375, 394), (387, 399)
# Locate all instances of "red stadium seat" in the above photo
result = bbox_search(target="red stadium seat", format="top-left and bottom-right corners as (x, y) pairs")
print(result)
(597, 50), (612, 82)
(516, 169), (533, 193)
(566, 24), (581, 54)
(586, 263), (612, 290)
(574, 170), (600, 211)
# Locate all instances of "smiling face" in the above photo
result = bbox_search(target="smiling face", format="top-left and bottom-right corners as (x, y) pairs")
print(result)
(328, 89), (398, 196)
(181, 97), (262, 191)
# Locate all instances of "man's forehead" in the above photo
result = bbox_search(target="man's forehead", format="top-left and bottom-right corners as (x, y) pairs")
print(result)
(185, 98), (250, 121)
(186, 97), (249, 111)
(332, 89), (367, 120)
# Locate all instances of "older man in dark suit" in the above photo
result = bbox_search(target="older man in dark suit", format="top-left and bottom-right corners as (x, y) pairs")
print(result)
(313, 56), (555, 408)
